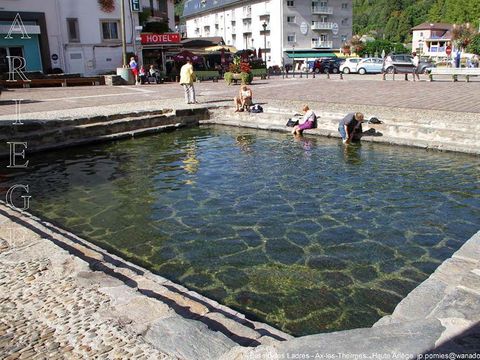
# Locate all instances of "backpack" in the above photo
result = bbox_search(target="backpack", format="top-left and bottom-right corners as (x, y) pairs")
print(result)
(250, 104), (263, 113)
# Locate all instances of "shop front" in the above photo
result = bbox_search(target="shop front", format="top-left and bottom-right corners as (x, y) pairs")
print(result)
(139, 32), (182, 79)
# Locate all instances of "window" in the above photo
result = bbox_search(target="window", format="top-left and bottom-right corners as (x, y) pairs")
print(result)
(341, 3), (348, 9)
(341, 35), (347, 42)
(287, 33), (296, 42)
(101, 20), (119, 41)
(287, 0), (294, 6)
(341, 18), (348, 25)
(67, 18), (80, 42)
(287, 16), (296, 23)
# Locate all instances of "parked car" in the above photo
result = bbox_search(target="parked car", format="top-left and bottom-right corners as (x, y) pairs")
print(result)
(382, 54), (413, 73)
(356, 57), (384, 74)
(339, 58), (362, 74)
(313, 58), (344, 74)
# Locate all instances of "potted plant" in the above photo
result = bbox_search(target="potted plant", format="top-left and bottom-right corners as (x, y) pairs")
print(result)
(224, 56), (253, 85)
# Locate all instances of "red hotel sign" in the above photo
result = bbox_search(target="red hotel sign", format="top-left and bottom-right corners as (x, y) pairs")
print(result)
(141, 33), (181, 45)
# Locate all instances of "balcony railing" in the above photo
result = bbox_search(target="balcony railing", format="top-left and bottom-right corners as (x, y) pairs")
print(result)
(311, 21), (334, 30)
(243, 10), (252, 18)
(311, 40), (333, 48)
(260, 25), (271, 32)
(311, 6), (333, 14)
(243, 25), (252, 33)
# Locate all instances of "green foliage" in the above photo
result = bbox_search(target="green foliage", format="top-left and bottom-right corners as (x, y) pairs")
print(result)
(224, 72), (233, 85)
(240, 72), (253, 85)
(353, 0), (480, 42)
(357, 40), (408, 57)
(467, 34), (480, 54)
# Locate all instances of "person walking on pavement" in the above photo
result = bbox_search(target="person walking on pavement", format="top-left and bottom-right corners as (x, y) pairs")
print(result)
(412, 52), (421, 81)
(129, 56), (139, 85)
(179, 59), (197, 104)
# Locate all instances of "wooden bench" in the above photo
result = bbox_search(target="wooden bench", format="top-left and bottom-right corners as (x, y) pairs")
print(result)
(429, 68), (480, 82)
(65, 77), (105, 86)
(251, 68), (268, 79)
(195, 70), (221, 82)
(1, 77), (105, 88)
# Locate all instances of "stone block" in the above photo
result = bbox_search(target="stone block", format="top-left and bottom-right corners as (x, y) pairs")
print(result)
(274, 319), (445, 357)
(145, 316), (236, 360)
(428, 287), (480, 322)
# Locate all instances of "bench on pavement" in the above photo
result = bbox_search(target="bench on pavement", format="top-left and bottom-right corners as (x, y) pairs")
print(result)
(1, 77), (105, 88)
(251, 68), (268, 79)
(196, 70), (221, 82)
(429, 68), (480, 82)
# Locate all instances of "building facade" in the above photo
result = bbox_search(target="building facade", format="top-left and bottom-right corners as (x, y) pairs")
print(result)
(411, 22), (453, 60)
(183, 0), (353, 67)
(1, 0), (175, 76)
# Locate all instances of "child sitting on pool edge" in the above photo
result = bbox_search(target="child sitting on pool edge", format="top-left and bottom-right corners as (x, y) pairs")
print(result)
(292, 105), (317, 136)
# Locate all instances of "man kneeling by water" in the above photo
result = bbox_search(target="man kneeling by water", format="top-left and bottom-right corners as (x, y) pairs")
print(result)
(292, 105), (317, 136)
(338, 112), (364, 144)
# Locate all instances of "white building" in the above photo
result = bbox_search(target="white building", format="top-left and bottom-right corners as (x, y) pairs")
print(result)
(411, 22), (453, 60)
(182, 0), (353, 67)
(0, 0), (175, 76)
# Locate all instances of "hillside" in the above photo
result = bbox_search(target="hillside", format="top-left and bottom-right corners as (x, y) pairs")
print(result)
(353, 0), (480, 42)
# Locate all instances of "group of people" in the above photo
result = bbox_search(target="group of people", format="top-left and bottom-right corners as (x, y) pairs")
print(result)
(129, 57), (163, 85)
(131, 57), (366, 145)
(291, 105), (364, 144)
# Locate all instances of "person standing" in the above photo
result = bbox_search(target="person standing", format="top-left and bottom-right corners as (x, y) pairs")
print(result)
(338, 112), (364, 144)
(179, 59), (197, 104)
(129, 56), (139, 85)
(412, 52), (421, 81)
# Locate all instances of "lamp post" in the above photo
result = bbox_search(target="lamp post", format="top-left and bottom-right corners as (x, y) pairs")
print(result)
(120, 0), (127, 67)
(262, 22), (267, 72)
(292, 43), (295, 77)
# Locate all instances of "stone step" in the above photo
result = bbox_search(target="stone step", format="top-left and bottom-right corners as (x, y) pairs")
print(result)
(206, 110), (480, 154)
(0, 108), (209, 157)
(0, 109), (173, 137)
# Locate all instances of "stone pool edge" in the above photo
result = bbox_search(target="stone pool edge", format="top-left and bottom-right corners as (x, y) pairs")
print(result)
(204, 106), (480, 156)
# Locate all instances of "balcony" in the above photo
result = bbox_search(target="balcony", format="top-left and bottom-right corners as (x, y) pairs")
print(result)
(143, 7), (168, 22)
(243, 25), (252, 33)
(311, 40), (333, 48)
(311, 21), (334, 31)
(311, 5), (333, 14)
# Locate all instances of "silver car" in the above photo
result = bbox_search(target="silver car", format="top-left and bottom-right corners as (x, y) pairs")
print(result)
(356, 58), (384, 74)
(382, 54), (413, 74)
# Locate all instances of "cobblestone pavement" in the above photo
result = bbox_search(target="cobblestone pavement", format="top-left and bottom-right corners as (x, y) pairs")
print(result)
(0, 213), (175, 359)
(0, 74), (479, 118)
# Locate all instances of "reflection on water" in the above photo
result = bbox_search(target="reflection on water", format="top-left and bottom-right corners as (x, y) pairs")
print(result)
(2, 126), (479, 336)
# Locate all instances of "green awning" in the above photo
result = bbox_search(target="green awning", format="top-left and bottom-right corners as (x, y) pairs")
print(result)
(286, 52), (336, 58)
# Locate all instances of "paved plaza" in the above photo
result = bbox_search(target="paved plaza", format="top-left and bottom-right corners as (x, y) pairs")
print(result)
(0, 74), (480, 119)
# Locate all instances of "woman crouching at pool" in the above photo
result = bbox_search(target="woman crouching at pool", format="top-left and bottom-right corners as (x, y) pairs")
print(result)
(292, 105), (317, 136)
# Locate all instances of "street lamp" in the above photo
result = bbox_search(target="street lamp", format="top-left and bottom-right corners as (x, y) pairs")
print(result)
(262, 22), (267, 72)
(292, 43), (295, 77)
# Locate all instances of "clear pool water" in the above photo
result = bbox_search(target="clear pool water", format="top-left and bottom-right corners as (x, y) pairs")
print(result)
(3, 126), (479, 336)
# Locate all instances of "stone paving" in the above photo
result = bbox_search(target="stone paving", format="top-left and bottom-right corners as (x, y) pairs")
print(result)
(0, 74), (480, 119)
(0, 211), (175, 359)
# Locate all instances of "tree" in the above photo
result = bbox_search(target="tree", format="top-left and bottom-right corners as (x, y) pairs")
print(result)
(466, 34), (480, 55)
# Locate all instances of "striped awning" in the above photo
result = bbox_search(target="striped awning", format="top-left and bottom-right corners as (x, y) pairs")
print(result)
(286, 52), (336, 58)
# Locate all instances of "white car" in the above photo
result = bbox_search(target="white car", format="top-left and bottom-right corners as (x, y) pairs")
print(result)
(340, 58), (362, 74)
(356, 58), (384, 74)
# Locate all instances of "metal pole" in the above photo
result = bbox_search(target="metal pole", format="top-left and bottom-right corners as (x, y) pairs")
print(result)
(120, 0), (127, 67)
(263, 22), (267, 73)
(292, 44), (295, 78)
